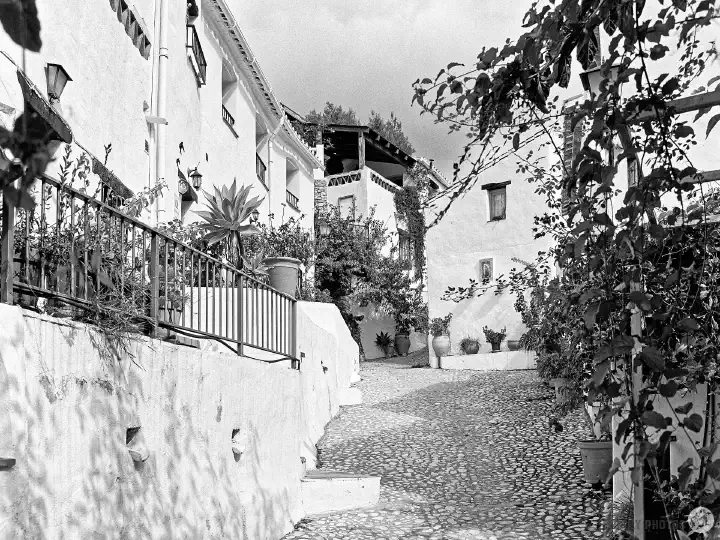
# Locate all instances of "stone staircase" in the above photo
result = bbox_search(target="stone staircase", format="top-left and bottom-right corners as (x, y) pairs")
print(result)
(301, 470), (381, 516)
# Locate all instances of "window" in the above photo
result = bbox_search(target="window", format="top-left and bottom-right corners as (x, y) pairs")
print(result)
(399, 234), (411, 262)
(286, 159), (300, 212)
(109, 0), (151, 59)
(221, 64), (237, 135)
(488, 186), (506, 220)
(482, 181), (510, 221)
(186, 25), (207, 86)
(338, 195), (355, 219)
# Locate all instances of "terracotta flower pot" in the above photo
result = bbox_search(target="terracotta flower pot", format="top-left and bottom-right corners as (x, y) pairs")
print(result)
(263, 257), (301, 298)
(507, 340), (520, 351)
(491, 342), (501, 352)
(432, 335), (450, 357)
(462, 341), (480, 354)
(394, 333), (411, 356)
(577, 440), (613, 487)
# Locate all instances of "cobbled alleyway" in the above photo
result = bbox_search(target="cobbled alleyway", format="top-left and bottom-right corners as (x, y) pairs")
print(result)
(284, 359), (608, 540)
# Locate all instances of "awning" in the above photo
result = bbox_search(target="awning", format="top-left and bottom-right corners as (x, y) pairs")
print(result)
(16, 68), (72, 144)
(92, 157), (134, 199)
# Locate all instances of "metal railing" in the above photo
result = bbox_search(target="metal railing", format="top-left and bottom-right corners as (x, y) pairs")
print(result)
(0, 174), (297, 360)
(286, 190), (299, 210)
(186, 25), (207, 86)
(256, 154), (267, 187)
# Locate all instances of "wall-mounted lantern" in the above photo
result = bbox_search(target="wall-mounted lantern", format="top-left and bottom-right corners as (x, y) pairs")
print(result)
(46, 63), (72, 104)
(190, 168), (203, 190)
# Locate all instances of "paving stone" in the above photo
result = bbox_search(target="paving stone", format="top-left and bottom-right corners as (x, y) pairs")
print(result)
(283, 362), (608, 540)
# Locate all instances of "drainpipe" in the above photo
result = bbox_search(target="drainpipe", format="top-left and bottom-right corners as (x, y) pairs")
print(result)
(267, 117), (284, 224)
(154, 0), (169, 226)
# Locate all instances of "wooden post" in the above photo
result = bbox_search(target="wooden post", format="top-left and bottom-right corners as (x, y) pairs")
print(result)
(358, 131), (366, 170)
(0, 184), (15, 305)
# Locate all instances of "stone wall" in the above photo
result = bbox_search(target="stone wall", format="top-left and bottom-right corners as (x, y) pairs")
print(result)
(0, 301), (358, 540)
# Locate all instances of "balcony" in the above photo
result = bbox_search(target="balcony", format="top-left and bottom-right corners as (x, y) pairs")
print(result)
(325, 167), (400, 194)
(286, 190), (300, 211)
(256, 154), (267, 189)
(186, 25), (207, 86)
(222, 105), (237, 137)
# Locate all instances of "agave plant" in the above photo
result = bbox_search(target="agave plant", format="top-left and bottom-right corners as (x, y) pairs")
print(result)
(242, 250), (270, 282)
(195, 180), (264, 269)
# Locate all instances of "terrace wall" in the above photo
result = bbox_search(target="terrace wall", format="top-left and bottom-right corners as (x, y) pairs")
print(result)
(0, 301), (358, 540)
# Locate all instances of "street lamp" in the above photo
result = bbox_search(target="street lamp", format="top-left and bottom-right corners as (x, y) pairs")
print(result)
(189, 168), (203, 190)
(580, 63), (621, 99)
(45, 63), (72, 104)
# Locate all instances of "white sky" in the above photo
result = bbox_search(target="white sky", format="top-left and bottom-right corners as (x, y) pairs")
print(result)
(237, 0), (533, 179)
(238, 1), (720, 179)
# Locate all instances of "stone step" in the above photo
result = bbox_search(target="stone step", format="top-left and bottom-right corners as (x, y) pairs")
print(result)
(301, 469), (380, 516)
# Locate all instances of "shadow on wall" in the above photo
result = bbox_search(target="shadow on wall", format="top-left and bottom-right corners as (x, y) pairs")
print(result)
(0, 305), (308, 540)
(355, 304), (426, 360)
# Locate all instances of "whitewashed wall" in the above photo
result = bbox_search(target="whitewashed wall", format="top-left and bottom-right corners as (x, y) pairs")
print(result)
(0, 300), (359, 540)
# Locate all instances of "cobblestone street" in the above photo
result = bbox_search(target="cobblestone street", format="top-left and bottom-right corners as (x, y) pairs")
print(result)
(284, 359), (608, 540)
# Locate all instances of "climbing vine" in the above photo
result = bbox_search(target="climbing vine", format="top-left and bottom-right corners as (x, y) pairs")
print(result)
(414, 0), (720, 537)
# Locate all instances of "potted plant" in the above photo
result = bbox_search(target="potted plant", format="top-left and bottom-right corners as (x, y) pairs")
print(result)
(429, 314), (452, 357)
(507, 339), (520, 351)
(459, 337), (480, 355)
(375, 331), (392, 358)
(482, 325), (506, 352)
(577, 404), (613, 489)
(393, 323), (412, 357)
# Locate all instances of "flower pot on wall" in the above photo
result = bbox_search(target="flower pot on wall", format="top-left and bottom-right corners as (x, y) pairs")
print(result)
(263, 257), (301, 299)
(394, 333), (411, 357)
(432, 335), (450, 357)
(507, 340), (520, 351)
(491, 342), (501, 352)
(461, 341), (480, 355)
(577, 440), (613, 487)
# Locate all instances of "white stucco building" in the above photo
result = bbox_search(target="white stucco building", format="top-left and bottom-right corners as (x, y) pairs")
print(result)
(0, 0), (321, 229)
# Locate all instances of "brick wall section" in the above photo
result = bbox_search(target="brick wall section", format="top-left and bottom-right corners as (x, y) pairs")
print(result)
(314, 177), (328, 213)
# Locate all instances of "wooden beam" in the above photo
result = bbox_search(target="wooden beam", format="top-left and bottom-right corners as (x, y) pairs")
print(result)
(630, 89), (720, 123)
(365, 135), (408, 167)
(358, 131), (366, 169)
(681, 169), (720, 185)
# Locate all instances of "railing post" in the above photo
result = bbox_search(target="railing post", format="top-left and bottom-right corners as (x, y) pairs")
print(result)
(148, 232), (159, 337)
(1, 185), (16, 305)
(291, 299), (298, 363)
(237, 273), (244, 356)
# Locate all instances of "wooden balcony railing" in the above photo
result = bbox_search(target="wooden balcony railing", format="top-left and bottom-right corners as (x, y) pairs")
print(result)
(286, 190), (299, 210)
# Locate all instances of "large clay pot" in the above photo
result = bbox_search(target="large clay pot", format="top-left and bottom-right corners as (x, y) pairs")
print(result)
(394, 333), (411, 356)
(263, 257), (301, 298)
(432, 335), (450, 357)
(550, 377), (573, 404)
(577, 440), (613, 487)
